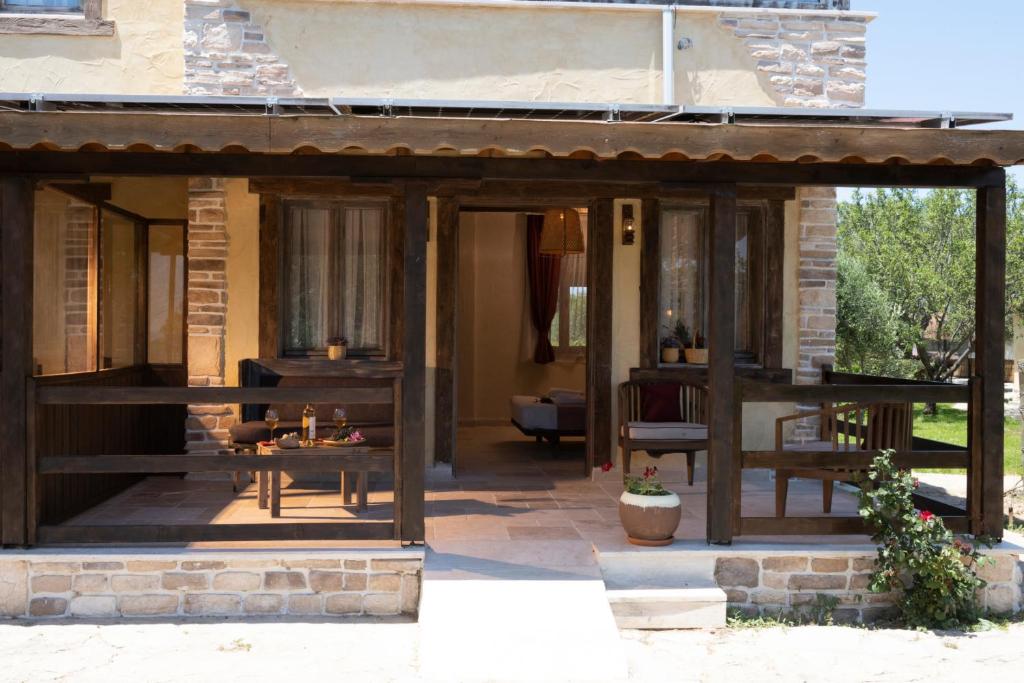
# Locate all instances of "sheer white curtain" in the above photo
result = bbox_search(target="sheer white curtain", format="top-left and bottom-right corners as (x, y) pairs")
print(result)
(659, 208), (705, 342)
(283, 203), (384, 354)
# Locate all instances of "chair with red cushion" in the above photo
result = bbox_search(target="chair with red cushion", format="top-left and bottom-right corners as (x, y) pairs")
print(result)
(617, 381), (709, 485)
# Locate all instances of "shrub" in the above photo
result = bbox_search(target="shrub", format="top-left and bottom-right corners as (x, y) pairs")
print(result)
(858, 450), (991, 629)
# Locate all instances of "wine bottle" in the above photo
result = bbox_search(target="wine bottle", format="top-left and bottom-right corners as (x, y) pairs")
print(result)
(302, 403), (316, 444)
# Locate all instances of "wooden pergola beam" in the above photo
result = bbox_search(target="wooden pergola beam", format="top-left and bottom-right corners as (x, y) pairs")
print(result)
(0, 152), (1007, 189)
(975, 175), (1007, 539)
(706, 185), (738, 545)
(0, 178), (33, 546)
(2, 111), (1023, 166)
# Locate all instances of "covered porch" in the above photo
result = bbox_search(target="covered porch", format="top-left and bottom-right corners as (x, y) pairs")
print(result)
(0, 95), (1020, 553)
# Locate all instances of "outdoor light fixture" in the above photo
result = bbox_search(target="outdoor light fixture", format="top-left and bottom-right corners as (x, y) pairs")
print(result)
(621, 204), (636, 245)
(539, 208), (585, 255)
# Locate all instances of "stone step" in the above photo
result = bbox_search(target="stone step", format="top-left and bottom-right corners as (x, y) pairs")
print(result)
(606, 586), (727, 629)
(596, 542), (726, 629)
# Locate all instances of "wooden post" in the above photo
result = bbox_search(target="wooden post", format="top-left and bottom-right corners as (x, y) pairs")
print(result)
(586, 198), (615, 475)
(399, 184), (427, 543)
(976, 178), (1006, 540)
(1, 178), (34, 546)
(706, 185), (737, 545)
(257, 194), (280, 359)
(434, 197), (459, 469)
(763, 200), (786, 369)
(639, 198), (661, 369)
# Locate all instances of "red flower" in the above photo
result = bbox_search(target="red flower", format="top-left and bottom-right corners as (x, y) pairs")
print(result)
(600, 462), (614, 473)
(919, 510), (934, 522)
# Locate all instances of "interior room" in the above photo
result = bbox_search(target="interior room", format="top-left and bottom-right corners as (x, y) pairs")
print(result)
(454, 208), (589, 477)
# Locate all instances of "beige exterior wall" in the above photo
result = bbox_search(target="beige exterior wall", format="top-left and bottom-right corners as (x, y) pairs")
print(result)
(0, 1), (184, 94)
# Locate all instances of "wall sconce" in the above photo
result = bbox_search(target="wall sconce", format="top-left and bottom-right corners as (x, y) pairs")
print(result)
(621, 204), (636, 246)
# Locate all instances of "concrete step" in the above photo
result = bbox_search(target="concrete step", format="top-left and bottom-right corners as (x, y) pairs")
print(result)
(419, 541), (629, 682)
(606, 586), (726, 629)
(596, 543), (726, 630)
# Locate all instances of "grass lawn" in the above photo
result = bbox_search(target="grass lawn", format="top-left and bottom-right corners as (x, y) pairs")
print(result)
(913, 403), (1021, 475)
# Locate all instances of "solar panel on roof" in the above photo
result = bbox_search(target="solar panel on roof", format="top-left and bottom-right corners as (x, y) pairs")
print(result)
(0, 93), (1011, 128)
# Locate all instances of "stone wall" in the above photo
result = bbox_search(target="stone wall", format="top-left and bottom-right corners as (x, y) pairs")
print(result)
(0, 552), (422, 619)
(717, 11), (867, 108)
(185, 178), (234, 455)
(714, 550), (1023, 623)
(185, 0), (301, 97)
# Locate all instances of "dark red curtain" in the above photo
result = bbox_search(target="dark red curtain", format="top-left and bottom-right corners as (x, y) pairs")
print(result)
(526, 214), (561, 364)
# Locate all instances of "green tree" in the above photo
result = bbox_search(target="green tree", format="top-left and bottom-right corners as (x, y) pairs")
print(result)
(837, 180), (1024, 385)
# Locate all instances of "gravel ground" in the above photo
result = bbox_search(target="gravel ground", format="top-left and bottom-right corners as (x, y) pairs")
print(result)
(1, 619), (1023, 682)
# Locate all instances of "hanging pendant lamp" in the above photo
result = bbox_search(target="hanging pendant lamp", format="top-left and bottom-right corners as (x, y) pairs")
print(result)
(539, 208), (584, 256)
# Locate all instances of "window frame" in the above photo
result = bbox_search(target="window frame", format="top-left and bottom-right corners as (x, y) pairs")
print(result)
(277, 197), (391, 360)
(32, 185), (184, 377)
(658, 199), (772, 367)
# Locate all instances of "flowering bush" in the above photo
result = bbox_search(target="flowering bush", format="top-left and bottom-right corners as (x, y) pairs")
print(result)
(858, 450), (991, 629)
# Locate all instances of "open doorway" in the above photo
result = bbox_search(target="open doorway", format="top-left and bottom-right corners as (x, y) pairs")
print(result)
(452, 208), (589, 478)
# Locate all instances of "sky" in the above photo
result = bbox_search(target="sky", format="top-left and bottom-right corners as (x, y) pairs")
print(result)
(842, 0), (1023, 195)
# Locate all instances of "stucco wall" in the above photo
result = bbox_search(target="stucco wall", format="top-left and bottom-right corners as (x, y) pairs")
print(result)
(0, 1), (184, 94)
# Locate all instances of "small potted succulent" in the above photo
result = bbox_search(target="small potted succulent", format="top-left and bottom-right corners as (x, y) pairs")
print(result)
(326, 336), (349, 361)
(661, 335), (682, 364)
(606, 463), (681, 546)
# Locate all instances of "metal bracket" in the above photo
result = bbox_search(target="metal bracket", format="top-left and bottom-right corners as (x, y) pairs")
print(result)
(265, 97), (281, 116)
(720, 107), (735, 124)
(29, 93), (46, 112)
(381, 99), (394, 118)
(606, 104), (621, 123)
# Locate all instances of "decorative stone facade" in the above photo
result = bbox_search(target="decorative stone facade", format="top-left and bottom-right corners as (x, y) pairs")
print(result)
(185, 178), (233, 454)
(715, 550), (1023, 623)
(793, 186), (839, 439)
(1, 552), (422, 619)
(185, 0), (301, 97)
(718, 11), (868, 108)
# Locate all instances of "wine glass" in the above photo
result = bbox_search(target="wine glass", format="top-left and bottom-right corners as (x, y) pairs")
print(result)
(333, 407), (348, 430)
(264, 408), (280, 440)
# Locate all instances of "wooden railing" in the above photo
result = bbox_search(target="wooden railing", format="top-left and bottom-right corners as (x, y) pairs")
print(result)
(30, 371), (415, 545)
(735, 378), (975, 536)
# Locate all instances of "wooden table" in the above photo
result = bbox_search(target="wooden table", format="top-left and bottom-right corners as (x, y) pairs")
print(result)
(255, 443), (382, 517)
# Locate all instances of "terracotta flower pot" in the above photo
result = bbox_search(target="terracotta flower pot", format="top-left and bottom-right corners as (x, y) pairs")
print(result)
(661, 347), (680, 364)
(618, 491), (682, 546)
(327, 344), (347, 360)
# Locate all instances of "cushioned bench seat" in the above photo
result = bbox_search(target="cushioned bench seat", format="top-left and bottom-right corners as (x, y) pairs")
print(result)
(624, 421), (708, 441)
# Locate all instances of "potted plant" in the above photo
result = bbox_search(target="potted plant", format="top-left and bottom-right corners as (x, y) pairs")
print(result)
(661, 335), (682, 364)
(326, 336), (349, 361)
(612, 464), (681, 546)
(684, 329), (707, 365)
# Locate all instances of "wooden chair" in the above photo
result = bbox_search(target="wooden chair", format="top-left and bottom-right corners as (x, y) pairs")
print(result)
(774, 401), (912, 517)
(618, 381), (708, 486)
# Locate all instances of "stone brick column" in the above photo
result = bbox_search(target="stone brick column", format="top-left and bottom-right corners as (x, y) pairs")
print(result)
(793, 187), (838, 441)
(185, 178), (233, 455)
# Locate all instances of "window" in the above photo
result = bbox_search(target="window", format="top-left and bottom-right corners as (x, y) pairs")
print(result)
(33, 189), (98, 375)
(148, 224), (185, 364)
(33, 187), (183, 376)
(660, 203), (766, 362)
(99, 209), (141, 369)
(549, 220), (587, 352)
(1, 0), (82, 11)
(281, 200), (387, 356)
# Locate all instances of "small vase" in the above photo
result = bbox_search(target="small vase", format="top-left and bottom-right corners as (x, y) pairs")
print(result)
(327, 344), (347, 361)
(618, 491), (682, 546)
(661, 347), (680, 364)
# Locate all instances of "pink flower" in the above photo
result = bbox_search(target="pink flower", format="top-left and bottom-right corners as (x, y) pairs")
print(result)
(912, 478), (920, 489)
(601, 462), (614, 473)
(919, 510), (934, 522)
